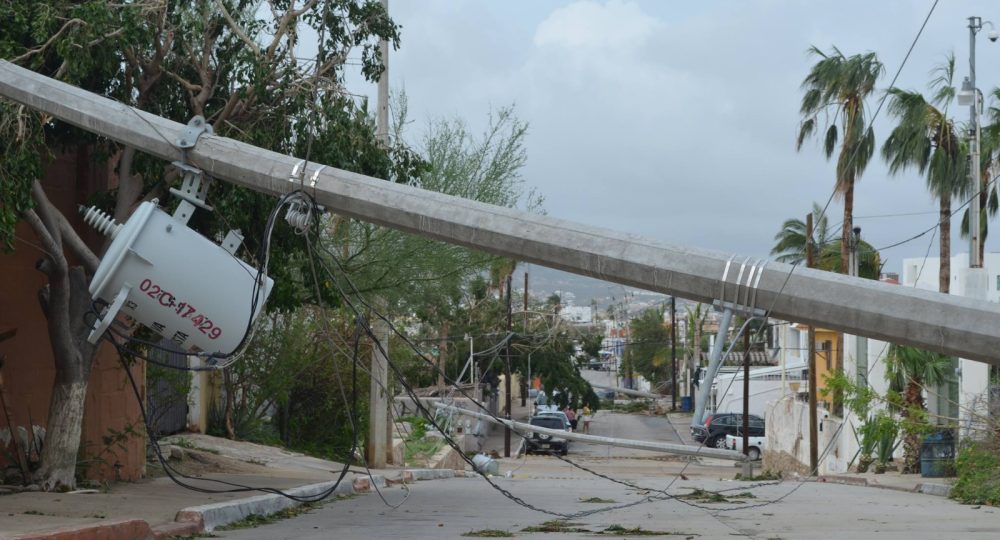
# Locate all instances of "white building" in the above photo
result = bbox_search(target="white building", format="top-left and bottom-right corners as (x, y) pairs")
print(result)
(901, 252), (998, 437)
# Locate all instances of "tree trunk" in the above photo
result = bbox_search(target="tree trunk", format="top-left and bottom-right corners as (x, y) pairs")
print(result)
(437, 321), (448, 394)
(33, 381), (88, 489)
(939, 192), (951, 294)
(901, 380), (924, 474)
(33, 266), (100, 490)
(223, 368), (236, 439)
(841, 180), (853, 275)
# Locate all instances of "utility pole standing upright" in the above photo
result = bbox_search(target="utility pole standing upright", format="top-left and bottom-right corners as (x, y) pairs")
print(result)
(670, 296), (677, 410)
(807, 213), (818, 475)
(521, 272), (529, 406)
(504, 274), (513, 457)
(366, 0), (390, 468)
(968, 16), (984, 268)
(742, 326), (751, 476)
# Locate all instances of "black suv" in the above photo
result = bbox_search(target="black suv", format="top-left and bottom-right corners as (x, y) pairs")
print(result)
(691, 413), (764, 449)
(524, 415), (570, 455)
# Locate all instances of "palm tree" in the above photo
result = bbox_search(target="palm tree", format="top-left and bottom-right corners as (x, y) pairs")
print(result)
(882, 54), (966, 294)
(771, 204), (882, 278)
(797, 47), (884, 275)
(885, 345), (951, 474)
(770, 202), (833, 264)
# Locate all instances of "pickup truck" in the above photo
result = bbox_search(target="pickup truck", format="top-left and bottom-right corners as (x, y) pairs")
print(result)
(725, 434), (765, 461)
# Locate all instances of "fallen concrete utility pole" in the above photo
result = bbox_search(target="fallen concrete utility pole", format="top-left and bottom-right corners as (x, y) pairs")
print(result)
(2, 60), (1000, 364)
(433, 403), (746, 461)
(590, 384), (665, 399)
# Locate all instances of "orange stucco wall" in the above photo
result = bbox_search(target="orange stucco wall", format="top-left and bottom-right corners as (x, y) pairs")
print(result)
(0, 148), (145, 482)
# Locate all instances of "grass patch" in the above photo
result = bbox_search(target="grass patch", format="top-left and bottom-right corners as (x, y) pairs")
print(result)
(461, 529), (515, 537)
(579, 496), (617, 503)
(172, 437), (221, 455)
(951, 440), (997, 505)
(734, 470), (782, 481)
(216, 503), (318, 530)
(404, 438), (445, 464)
(600, 524), (691, 535)
(679, 489), (756, 504)
(521, 520), (592, 533)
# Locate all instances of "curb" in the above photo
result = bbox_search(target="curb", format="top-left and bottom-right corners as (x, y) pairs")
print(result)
(12, 468), (469, 539)
(807, 474), (953, 498)
(179, 476), (379, 532)
(6, 519), (155, 540)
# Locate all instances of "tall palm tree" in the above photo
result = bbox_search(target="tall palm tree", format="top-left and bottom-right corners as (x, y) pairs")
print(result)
(882, 54), (966, 294)
(797, 46), (884, 275)
(770, 202), (833, 264)
(885, 345), (951, 474)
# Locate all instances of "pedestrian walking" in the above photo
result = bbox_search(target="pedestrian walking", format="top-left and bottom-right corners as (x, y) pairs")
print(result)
(564, 406), (577, 431)
(581, 405), (592, 434)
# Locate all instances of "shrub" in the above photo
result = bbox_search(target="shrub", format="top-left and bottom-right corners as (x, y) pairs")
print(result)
(951, 439), (1000, 505)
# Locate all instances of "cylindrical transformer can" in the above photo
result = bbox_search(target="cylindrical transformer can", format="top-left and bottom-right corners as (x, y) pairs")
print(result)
(88, 201), (273, 356)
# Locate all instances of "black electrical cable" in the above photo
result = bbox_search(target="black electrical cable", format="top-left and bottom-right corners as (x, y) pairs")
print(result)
(106, 327), (359, 503)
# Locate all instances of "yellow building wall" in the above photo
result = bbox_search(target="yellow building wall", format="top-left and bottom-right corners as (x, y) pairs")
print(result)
(813, 329), (841, 410)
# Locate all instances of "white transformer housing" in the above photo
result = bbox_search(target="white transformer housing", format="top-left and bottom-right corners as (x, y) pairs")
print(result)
(85, 201), (273, 356)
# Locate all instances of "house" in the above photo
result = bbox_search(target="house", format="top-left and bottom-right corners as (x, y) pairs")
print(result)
(0, 148), (146, 482)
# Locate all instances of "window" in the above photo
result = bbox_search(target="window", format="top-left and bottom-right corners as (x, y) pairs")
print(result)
(995, 275), (1000, 291)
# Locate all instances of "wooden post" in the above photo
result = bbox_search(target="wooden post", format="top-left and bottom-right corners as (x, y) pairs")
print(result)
(807, 213), (818, 475)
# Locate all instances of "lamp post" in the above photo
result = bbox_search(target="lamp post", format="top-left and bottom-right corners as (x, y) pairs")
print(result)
(961, 16), (997, 268)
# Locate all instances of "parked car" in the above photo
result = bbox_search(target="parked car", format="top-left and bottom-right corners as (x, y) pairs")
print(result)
(536, 410), (573, 431)
(725, 434), (766, 461)
(691, 413), (765, 449)
(533, 390), (560, 415)
(524, 415), (570, 455)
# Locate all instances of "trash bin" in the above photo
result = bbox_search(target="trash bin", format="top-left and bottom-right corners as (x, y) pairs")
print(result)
(920, 429), (955, 478)
(681, 396), (693, 412)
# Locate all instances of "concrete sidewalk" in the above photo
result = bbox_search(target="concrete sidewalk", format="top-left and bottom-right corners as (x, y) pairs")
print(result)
(0, 434), (471, 540)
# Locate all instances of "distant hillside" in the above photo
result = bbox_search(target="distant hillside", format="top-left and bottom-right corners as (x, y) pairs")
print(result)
(516, 264), (675, 313)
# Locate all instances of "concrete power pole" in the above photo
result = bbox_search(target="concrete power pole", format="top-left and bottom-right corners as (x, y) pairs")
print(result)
(504, 273), (513, 457)
(521, 272), (529, 407)
(670, 296), (677, 411)
(5, 61), (1000, 364)
(807, 213), (818, 475)
(366, 0), (390, 468)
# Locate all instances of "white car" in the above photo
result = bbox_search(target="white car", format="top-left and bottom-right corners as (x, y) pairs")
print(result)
(725, 434), (765, 461)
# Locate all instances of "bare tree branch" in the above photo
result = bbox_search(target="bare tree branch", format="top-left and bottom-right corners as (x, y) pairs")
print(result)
(21, 210), (66, 277)
(55, 212), (99, 275)
(11, 19), (86, 64)
(214, 0), (261, 56)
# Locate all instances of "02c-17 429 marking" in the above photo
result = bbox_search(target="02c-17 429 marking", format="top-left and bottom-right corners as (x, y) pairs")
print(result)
(138, 278), (222, 340)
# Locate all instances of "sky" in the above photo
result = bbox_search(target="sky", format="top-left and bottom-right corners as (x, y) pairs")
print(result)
(342, 0), (1000, 276)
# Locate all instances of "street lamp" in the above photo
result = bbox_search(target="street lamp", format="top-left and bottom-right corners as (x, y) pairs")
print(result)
(966, 16), (996, 268)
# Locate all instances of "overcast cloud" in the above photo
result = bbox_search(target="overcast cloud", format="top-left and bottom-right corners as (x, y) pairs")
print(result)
(344, 0), (1000, 275)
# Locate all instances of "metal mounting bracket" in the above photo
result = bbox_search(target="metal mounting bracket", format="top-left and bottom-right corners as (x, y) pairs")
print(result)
(175, 115), (213, 149)
(169, 161), (214, 224)
(713, 256), (768, 318)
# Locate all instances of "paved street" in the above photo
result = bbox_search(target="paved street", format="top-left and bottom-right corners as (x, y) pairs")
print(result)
(217, 408), (999, 539)
(217, 453), (1000, 540)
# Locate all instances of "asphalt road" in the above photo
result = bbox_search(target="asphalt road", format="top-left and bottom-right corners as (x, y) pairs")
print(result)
(215, 390), (998, 539)
(216, 464), (1000, 540)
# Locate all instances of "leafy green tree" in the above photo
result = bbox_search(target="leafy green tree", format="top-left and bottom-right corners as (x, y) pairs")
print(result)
(622, 308), (670, 384)
(0, 0), (402, 489)
(885, 345), (951, 473)
(882, 54), (966, 293)
(797, 46), (884, 275)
